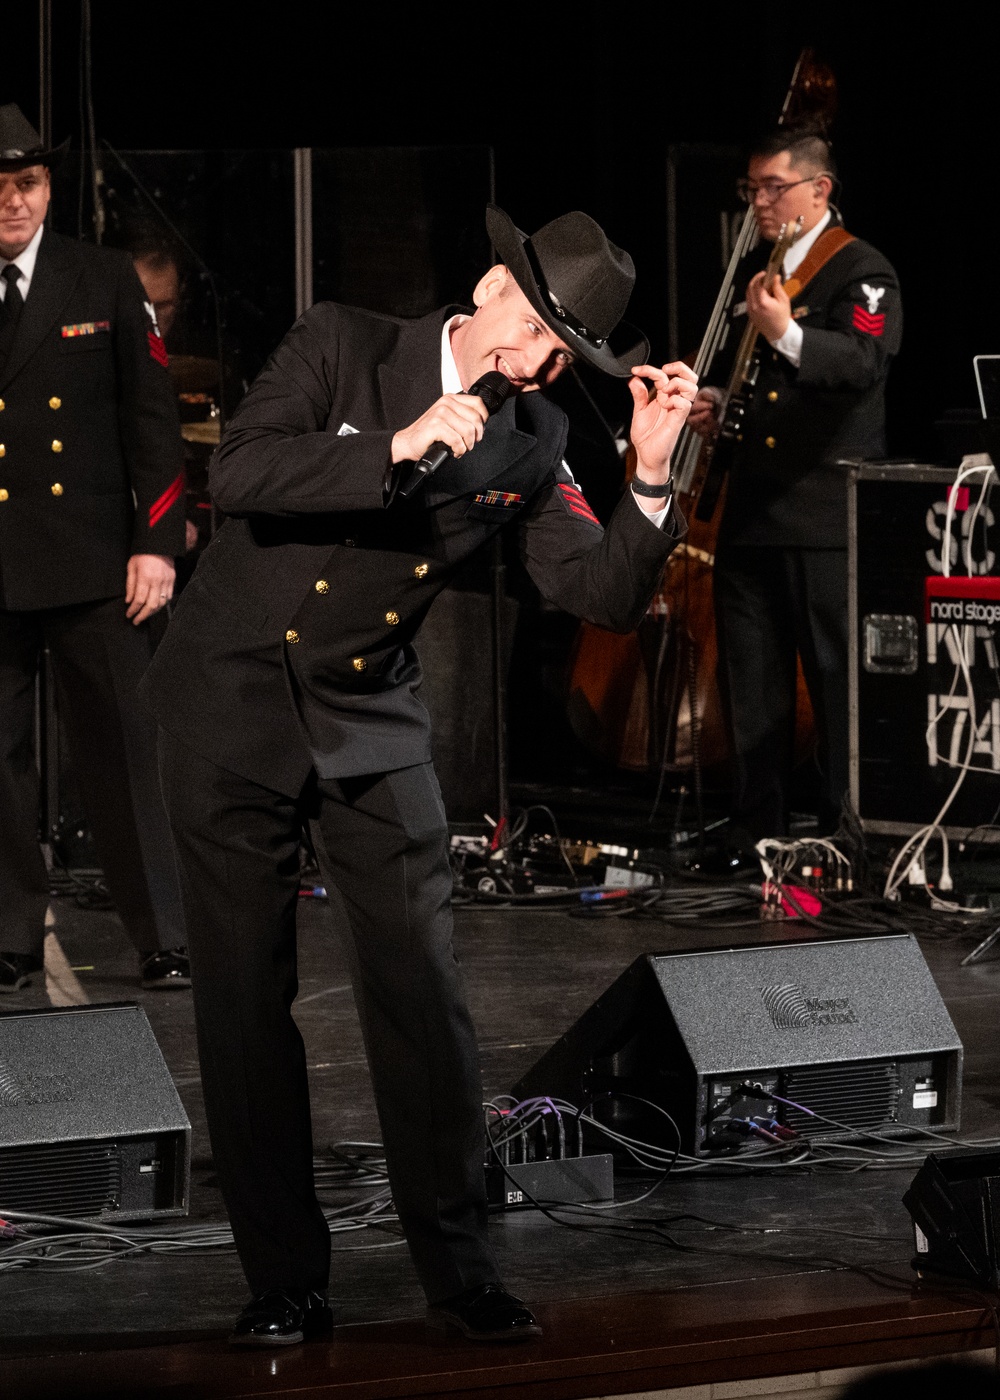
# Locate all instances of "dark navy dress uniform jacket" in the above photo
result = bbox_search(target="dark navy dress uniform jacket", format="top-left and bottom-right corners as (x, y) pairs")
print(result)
(143, 302), (684, 795)
(0, 228), (185, 608)
(709, 228), (902, 549)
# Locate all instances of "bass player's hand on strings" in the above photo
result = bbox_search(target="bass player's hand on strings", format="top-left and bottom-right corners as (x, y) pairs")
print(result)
(746, 269), (792, 343)
(688, 386), (723, 440)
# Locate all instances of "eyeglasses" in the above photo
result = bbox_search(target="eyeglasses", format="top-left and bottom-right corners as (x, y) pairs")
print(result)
(736, 175), (824, 206)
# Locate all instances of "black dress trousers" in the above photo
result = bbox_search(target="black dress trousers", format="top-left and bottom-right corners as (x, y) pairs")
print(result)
(713, 543), (849, 841)
(157, 729), (501, 1302)
(0, 597), (186, 958)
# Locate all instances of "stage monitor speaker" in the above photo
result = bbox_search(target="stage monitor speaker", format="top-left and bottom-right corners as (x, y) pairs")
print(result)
(904, 1146), (1000, 1290)
(0, 1002), (190, 1221)
(511, 936), (962, 1157)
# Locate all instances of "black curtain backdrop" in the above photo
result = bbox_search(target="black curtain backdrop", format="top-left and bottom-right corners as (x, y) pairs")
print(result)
(6, 5), (996, 459)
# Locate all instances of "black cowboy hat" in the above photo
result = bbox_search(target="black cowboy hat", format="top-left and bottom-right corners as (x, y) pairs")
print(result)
(0, 103), (69, 170)
(485, 203), (649, 378)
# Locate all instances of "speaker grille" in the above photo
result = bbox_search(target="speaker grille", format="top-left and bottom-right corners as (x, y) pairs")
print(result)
(0, 1140), (122, 1217)
(784, 1060), (901, 1133)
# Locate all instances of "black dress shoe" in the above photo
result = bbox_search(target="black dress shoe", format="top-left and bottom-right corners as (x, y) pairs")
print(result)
(427, 1283), (542, 1342)
(229, 1290), (333, 1347)
(0, 952), (43, 994)
(141, 947), (191, 989)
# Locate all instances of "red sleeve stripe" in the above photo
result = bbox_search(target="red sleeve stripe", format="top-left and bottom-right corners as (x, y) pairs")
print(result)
(852, 307), (885, 336)
(558, 483), (600, 524)
(149, 472), (184, 529)
(148, 330), (169, 367)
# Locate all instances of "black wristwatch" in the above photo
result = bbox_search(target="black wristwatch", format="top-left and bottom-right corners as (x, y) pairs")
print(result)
(631, 475), (673, 500)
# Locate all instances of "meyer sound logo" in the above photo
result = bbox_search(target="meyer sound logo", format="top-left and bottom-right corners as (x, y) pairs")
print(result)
(0, 1062), (72, 1107)
(761, 985), (858, 1030)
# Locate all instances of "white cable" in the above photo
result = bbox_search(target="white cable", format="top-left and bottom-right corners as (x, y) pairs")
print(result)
(884, 464), (997, 903)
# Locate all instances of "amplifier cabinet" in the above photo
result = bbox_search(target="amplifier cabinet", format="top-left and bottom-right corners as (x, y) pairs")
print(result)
(848, 462), (1000, 839)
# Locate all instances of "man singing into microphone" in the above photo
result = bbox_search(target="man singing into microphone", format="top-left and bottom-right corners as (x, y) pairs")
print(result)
(143, 205), (695, 1346)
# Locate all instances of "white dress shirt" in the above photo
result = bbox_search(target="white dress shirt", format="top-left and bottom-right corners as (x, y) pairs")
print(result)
(0, 222), (45, 303)
(440, 315), (671, 528)
(769, 209), (832, 368)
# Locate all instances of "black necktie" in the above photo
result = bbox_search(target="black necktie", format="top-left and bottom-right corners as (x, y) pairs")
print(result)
(0, 263), (25, 364)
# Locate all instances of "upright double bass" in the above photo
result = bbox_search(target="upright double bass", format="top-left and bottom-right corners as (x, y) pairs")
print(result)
(566, 50), (836, 783)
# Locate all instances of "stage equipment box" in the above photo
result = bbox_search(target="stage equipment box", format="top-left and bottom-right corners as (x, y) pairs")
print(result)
(512, 937), (962, 1158)
(848, 461), (1000, 840)
(0, 1003), (190, 1221)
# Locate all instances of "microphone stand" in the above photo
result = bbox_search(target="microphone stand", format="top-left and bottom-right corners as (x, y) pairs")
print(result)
(491, 536), (510, 843)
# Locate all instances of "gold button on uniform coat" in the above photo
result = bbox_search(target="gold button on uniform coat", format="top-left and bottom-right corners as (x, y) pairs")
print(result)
(315, 579), (329, 594)
(0, 229), (185, 610)
(414, 563), (429, 579)
(767, 390), (778, 402)
(0, 489), (8, 502)
(765, 436), (776, 449)
(0, 444), (5, 457)
(285, 629), (300, 644)
(352, 657), (367, 672)
(385, 611), (399, 626)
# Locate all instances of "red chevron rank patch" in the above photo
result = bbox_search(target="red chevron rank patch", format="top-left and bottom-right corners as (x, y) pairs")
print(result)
(852, 305), (885, 336)
(149, 471), (184, 528)
(558, 482), (600, 526)
(148, 330), (169, 366)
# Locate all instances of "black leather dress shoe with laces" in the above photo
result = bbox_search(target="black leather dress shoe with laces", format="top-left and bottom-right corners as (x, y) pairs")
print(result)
(0, 952), (43, 994)
(229, 1290), (333, 1347)
(426, 1283), (542, 1342)
(140, 947), (192, 989)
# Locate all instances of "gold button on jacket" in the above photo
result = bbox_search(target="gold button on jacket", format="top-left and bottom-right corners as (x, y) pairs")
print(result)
(51, 439), (63, 453)
(764, 435), (776, 449)
(0, 398), (5, 411)
(0, 489), (8, 502)
(0, 444), (5, 457)
(414, 563), (429, 579)
(385, 610), (399, 626)
(352, 657), (367, 672)
(285, 629), (300, 644)
(315, 579), (330, 594)
(49, 396), (62, 410)
(767, 390), (778, 402)
(51, 483), (64, 496)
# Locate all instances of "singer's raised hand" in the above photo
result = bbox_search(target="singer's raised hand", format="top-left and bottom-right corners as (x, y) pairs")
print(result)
(391, 393), (489, 465)
(627, 362), (699, 479)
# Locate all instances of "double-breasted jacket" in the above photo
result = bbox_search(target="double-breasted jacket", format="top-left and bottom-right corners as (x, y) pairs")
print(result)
(144, 302), (683, 793)
(0, 229), (185, 609)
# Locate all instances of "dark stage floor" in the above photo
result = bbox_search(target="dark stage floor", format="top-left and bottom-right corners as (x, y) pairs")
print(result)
(2, 863), (999, 1395)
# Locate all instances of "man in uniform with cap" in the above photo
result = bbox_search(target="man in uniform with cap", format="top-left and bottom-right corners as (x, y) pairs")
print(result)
(0, 103), (189, 991)
(144, 203), (697, 1344)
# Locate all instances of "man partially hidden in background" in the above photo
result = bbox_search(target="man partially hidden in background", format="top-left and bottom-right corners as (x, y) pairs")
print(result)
(689, 125), (901, 854)
(0, 104), (189, 991)
(144, 204), (696, 1344)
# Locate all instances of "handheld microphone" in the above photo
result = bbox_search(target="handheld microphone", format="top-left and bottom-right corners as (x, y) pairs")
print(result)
(398, 371), (512, 499)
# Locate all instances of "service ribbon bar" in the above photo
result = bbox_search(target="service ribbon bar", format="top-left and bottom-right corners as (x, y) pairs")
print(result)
(61, 320), (111, 337)
(473, 490), (523, 508)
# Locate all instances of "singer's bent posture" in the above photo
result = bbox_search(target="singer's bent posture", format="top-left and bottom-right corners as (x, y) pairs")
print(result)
(142, 206), (695, 1347)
